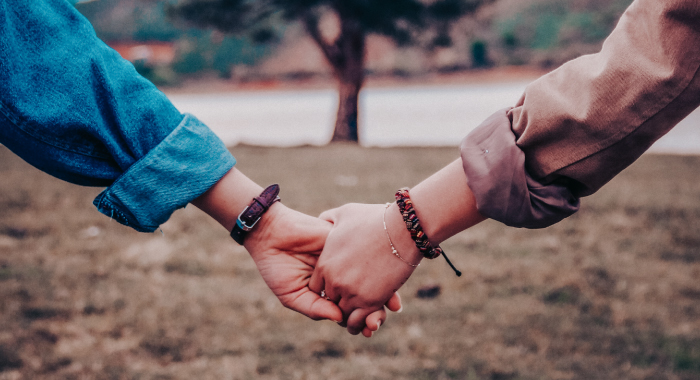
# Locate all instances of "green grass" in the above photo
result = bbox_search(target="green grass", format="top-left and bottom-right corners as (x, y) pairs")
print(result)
(1, 145), (700, 379)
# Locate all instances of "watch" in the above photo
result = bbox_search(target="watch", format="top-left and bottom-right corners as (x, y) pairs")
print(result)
(230, 184), (281, 245)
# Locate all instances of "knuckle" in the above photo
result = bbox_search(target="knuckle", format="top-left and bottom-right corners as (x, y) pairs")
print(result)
(279, 298), (293, 310)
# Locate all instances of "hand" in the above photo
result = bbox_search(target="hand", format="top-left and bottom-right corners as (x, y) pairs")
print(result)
(192, 168), (405, 333)
(246, 203), (403, 336)
(244, 203), (344, 322)
(310, 203), (422, 335)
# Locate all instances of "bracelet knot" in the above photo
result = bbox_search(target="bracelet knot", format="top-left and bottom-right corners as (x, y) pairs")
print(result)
(394, 188), (461, 277)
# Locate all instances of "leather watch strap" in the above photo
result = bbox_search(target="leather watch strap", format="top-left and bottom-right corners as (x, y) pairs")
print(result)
(230, 184), (281, 245)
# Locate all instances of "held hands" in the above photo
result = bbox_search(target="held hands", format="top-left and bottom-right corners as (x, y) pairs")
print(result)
(243, 202), (342, 322)
(192, 168), (406, 337)
(243, 202), (402, 336)
(196, 160), (483, 336)
(306, 159), (488, 335)
(311, 203), (422, 336)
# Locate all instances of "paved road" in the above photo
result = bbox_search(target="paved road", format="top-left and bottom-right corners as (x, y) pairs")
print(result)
(167, 82), (700, 154)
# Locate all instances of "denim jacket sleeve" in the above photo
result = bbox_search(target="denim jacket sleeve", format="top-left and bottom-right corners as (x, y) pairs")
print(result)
(0, 0), (236, 232)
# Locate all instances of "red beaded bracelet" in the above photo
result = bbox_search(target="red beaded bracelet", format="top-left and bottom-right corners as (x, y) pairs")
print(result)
(395, 188), (461, 276)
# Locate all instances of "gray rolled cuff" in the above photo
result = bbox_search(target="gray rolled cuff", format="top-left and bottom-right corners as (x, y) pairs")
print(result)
(460, 109), (580, 229)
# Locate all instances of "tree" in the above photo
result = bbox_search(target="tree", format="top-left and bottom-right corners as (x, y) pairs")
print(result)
(168, 0), (492, 142)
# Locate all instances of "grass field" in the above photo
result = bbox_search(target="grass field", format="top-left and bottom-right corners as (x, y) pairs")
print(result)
(1, 144), (699, 380)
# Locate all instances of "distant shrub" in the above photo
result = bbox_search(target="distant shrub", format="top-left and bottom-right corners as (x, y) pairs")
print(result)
(133, 59), (178, 86)
(213, 36), (271, 78)
(502, 31), (518, 49)
(172, 51), (207, 74)
(496, 0), (634, 66)
(531, 13), (564, 50)
(471, 40), (490, 67)
(132, 59), (153, 78)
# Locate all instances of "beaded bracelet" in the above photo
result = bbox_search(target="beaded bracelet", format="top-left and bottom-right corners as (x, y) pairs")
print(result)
(395, 188), (461, 276)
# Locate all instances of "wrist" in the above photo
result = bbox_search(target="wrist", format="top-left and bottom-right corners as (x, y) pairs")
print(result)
(394, 188), (462, 276)
(406, 159), (486, 243)
(384, 202), (422, 266)
(229, 184), (281, 245)
(191, 167), (264, 232)
(243, 201), (285, 253)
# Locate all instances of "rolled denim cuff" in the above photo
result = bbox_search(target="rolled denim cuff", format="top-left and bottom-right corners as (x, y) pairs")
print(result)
(460, 109), (580, 229)
(93, 114), (236, 232)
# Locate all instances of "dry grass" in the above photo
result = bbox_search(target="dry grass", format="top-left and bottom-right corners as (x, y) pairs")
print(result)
(1, 145), (699, 380)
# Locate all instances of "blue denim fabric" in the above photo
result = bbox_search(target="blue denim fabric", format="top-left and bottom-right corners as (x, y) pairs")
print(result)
(0, 0), (236, 232)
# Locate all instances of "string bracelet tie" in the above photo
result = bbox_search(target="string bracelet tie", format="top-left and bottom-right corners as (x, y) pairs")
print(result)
(394, 188), (462, 277)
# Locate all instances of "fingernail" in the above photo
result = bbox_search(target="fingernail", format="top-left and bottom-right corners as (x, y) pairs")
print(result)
(397, 305), (403, 313)
(370, 331), (374, 337)
(376, 321), (382, 330)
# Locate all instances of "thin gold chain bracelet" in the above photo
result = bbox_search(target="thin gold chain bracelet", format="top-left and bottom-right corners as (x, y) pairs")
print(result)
(383, 203), (420, 268)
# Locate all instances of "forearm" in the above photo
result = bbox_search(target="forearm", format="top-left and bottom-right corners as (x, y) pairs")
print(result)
(458, 0), (700, 229)
(0, 0), (185, 182)
(405, 158), (486, 244)
(0, 0), (236, 232)
(313, 158), (485, 334)
(191, 167), (264, 232)
(382, 158), (486, 265)
(510, 0), (700, 192)
(192, 165), (344, 324)
(190, 166), (291, 254)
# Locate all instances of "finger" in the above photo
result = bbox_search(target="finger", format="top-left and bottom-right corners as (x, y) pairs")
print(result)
(285, 289), (343, 323)
(308, 273), (343, 314)
(385, 292), (403, 313)
(308, 270), (325, 296)
(293, 216), (333, 254)
(346, 308), (372, 335)
(365, 307), (387, 333)
(308, 267), (343, 310)
(318, 207), (340, 224)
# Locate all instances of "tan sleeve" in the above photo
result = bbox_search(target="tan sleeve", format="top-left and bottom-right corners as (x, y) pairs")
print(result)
(461, 109), (581, 229)
(460, 0), (700, 228)
(511, 0), (700, 196)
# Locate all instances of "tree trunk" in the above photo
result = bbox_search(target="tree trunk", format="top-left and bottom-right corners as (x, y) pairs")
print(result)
(332, 72), (362, 142)
(304, 12), (365, 142)
(330, 19), (365, 142)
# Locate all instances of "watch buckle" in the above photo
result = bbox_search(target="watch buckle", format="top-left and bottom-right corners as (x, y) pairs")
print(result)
(236, 206), (261, 232)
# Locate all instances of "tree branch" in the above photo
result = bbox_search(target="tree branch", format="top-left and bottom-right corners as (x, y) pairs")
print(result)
(302, 12), (343, 70)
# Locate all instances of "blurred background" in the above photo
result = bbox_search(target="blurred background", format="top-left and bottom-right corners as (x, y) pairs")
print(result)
(2, 0), (700, 379)
(69, 0), (700, 150)
(76, 0), (632, 82)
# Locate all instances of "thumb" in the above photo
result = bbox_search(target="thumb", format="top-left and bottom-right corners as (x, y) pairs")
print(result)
(312, 298), (344, 323)
(287, 289), (343, 323)
(308, 265), (325, 295)
(319, 207), (340, 224)
(386, 292), (403, 313)
(286, 212), (333, 253)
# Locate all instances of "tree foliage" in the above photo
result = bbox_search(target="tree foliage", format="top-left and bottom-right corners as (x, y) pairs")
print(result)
(169, 0), (490, 48)
(168, 0), (493, 142)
